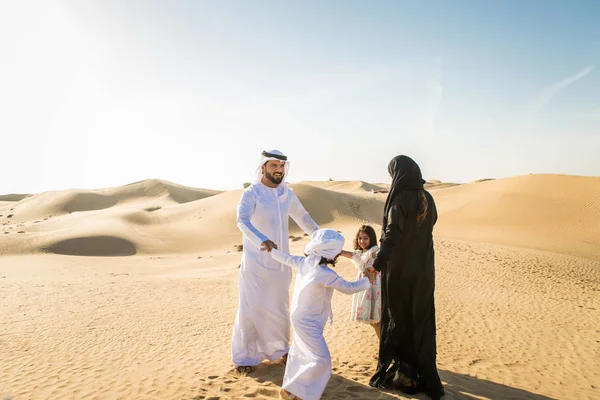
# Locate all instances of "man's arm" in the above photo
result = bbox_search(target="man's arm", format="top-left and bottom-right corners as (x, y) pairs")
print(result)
(289, 190), (319, 235)
(237, 189), (269, 248)
(372, 200), (405, 272)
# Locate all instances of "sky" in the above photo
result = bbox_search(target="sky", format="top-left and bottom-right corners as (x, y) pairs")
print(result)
(1, 0), (599, 194)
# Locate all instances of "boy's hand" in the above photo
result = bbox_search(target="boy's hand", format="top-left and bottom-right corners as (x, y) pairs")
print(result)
(260, 240), (278, 252)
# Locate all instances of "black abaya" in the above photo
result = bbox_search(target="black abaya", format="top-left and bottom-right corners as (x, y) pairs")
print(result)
(370, 156), (443, 399)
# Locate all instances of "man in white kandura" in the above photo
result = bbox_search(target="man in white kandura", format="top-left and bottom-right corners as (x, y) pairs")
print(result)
(231, 149), (319, 373)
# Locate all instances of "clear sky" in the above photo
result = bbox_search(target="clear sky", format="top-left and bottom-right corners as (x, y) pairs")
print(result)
(1, 0), (599, 194)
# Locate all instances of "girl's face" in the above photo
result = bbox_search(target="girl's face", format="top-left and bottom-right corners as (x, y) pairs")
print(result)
(358, 231), (370, 250)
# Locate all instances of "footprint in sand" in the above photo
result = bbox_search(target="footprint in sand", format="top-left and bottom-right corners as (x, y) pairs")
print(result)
(242, 388), (278, 398)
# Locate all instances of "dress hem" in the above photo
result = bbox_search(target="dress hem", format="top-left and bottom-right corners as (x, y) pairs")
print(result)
(353, 319), (381, 324)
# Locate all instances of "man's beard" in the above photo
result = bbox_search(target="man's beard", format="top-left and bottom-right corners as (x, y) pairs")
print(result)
(265, 171), (283, 185)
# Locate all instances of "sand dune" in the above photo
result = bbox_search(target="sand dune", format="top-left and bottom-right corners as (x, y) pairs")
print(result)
(0, 181), (385, 256)
(433, 174), (600, 260)
(1, 173), (598, 259)
(1, 174), (599, 399)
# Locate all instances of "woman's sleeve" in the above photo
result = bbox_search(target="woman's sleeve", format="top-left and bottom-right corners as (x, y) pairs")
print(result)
(373, 201), (405, 272)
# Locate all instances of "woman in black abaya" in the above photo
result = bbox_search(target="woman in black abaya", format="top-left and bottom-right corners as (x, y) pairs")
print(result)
(369, 155), (444, 400)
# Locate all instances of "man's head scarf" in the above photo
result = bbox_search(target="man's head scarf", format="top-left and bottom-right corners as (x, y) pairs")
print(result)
(255, 149), (290, 183)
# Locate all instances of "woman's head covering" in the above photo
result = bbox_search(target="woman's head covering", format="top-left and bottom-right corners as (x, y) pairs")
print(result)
(254, 149), (290, 183)
(304, 229), (345, 267)
(382, 155), (425, 230)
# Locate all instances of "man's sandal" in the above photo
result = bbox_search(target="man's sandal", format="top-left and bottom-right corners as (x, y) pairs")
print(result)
(236, 365), (253, 374)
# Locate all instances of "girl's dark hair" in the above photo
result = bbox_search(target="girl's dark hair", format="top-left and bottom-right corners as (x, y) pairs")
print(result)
(353, 225), (378, 250)
(417, 190), (429, 226)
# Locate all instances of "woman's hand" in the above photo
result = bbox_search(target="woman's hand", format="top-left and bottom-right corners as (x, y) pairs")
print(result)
(364, 267), (378, 283)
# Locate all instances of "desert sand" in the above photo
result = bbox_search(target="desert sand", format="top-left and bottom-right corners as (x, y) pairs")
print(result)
(1, 174), (599, 399)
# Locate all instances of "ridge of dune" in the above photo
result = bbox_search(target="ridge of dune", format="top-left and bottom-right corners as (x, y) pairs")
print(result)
(107, 178), (222, 204)
(426, 180), (461, 190)
(0, 193), (31, 202)
(299, 180), (387, 192)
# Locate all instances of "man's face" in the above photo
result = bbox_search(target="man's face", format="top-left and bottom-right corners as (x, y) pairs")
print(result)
(262, 160), (286, 185)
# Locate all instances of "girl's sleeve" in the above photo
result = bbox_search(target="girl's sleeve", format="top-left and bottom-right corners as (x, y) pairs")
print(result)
(320, 268), (370, 294)
(365, 246), (380, 268)
(349, 250), (366, 272)
(271, 249), (304, 269)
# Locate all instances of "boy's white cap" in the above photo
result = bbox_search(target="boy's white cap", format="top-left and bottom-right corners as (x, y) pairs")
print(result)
(304, 229), (345, 260)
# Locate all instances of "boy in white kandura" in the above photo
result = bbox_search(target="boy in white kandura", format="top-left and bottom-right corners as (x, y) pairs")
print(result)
(269, 229), (377, 400)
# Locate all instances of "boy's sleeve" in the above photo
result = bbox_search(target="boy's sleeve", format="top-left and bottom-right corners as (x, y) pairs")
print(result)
(271, 249), (304, 269)
(321, 268), (370, 294)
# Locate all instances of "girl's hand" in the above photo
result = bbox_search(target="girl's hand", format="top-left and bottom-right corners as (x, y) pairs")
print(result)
(365, 269), (377, 284)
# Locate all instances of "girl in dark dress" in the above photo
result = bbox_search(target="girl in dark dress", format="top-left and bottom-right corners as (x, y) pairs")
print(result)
(369, 155), (444, 400)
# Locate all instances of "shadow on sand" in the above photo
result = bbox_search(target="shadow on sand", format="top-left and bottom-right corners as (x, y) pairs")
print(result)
(191, 361), (555, 399)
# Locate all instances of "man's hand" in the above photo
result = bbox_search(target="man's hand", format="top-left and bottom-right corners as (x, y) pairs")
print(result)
(260, 240), (278, 252)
